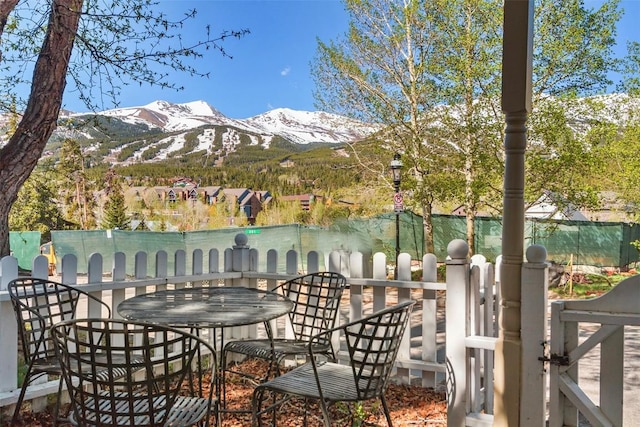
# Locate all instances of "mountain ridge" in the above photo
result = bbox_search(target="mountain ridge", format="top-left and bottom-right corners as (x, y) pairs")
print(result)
(62, 100), (379, 145)
(23, 99), (381, 167)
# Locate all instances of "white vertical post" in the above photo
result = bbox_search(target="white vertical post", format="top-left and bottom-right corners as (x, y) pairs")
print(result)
(61, 253), (78, 284)
(230, 233), (252, 341)
(422, 253), (438, 387)
(372, 252), (387, 313)
(396, 252), (412, 383)
(0, 257), (18, 395)
(285, 249), (298, 275)
(306, 251), (319, 274)
(520, 245), (548, 426)
(498, 0), (534, 424)
(31, 255), (49, 279)
(600, 325), (623, 426)
(87, 253), (105, 318)
(446, 239), (470, 427)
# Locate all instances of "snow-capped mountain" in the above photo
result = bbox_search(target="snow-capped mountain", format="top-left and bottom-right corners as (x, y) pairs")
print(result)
(64, 100), (379, 145)
(46, 100), (381, 165)
(244, 108), (379, 144)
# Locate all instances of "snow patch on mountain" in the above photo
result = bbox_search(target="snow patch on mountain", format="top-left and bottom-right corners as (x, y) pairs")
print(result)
(83, 100), (379, 145)
(244, 108), (379, 144)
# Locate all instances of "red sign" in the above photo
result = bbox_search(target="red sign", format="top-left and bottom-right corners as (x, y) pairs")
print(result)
(394, 192), (404, 212)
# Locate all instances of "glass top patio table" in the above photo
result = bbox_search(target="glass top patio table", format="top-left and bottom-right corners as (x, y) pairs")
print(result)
(117, 286), (294, 328)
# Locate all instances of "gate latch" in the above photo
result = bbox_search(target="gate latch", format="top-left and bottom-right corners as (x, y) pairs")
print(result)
(538, 353), (569, 366)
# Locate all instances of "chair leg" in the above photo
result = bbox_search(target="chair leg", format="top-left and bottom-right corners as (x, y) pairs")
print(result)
(318, 398), (332, 427)
(11, 371), (65, 427)
(11, 383), (29, 425)
(11, 363), (35, 426)
(380, 394), (394, 427)
(251, 386), (265, 427)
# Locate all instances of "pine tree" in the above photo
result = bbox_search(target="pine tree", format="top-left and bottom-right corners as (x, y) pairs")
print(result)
(101, 173), (131, 230)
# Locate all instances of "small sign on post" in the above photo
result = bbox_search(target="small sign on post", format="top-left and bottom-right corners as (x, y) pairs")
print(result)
(394, 192), (404, 213)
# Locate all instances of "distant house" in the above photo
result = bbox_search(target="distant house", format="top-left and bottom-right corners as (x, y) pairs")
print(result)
(223, 188), (271, 222)
(198, 186), (222, 205)
(279, 194), (323, 211)
(451, 205), (466, 216)
(450, 191), (590, 221)
(525, 191), (588, 221)
(148, 186), (176, 203)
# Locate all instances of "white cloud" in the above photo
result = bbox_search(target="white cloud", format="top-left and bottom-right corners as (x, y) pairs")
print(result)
(280, 67), (291, 76)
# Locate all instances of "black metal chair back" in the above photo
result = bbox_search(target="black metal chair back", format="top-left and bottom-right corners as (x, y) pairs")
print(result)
(252, 300), (415, 427)
(279, 271), (347, 354)
(222, 271), (347, 412)
(339, 300), (414, 401)
(51, 318), (217, 427)
(8, 277), (111, 426)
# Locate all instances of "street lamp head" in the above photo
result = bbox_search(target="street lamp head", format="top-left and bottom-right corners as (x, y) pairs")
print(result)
(390, 153), (402, 186)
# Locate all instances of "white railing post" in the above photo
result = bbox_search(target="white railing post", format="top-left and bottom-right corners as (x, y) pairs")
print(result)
(286, 249), (298, 275)
(422, 253), (438, 387)
(86, 253), (106, 318)
(307, 251), (319, 274)
(31, 255), (49, 279)
(371, 252), (387, 313)
(328, 250), (343, 275)
(60, 253), (78, 284)
(0, 257), (18, 397)
(396, 252), (412, 383)
(446, 239), (470, 427)
(229, 233), (253, 341)
(521, 244), (549, 426)
(208, 249), (219, 274)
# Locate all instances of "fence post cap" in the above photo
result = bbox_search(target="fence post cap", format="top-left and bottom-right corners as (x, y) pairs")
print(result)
(234, 233), (249, 248)
(526, 245), (547, 263)
(447, 239), (469, 259)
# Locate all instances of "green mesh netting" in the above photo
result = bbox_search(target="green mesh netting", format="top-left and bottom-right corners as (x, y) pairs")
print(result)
(47, 213), (640, 275)
(9, 231), (42, 270)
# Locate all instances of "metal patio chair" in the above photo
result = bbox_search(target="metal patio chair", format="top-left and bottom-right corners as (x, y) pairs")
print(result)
(221, 271), (347, 410)
(51, 318), (218, 427)
(8, 277), (112, 426)
(251, 300), (416, 427)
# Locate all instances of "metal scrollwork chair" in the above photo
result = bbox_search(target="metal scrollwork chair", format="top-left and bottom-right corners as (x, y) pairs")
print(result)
(51, 318), (218, 427)
(221, 271), (347, 410)
(251, 300), (416, 427)
(8, 277), (112, 426)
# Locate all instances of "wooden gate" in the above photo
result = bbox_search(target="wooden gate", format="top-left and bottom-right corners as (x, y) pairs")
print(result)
(548, 274), (640, 426)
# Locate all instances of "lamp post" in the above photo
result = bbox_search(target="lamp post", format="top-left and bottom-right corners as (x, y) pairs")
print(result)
(390, 153), (402, 279)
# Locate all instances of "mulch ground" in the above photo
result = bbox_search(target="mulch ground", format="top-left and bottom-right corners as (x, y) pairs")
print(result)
(6, 359), (447, 426)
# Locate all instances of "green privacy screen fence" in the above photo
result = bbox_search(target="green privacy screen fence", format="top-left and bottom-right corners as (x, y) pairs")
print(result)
(47, 213), (640, 275)
(8, 231), (42, 270)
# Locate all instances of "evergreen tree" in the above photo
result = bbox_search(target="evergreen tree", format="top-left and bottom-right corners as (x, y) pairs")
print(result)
(10, 162), (73, 242)
(101, 171), (131, 230)
(57, 138), (97, 229)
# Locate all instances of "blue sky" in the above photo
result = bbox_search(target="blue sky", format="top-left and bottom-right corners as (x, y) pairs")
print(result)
(62, 0), (638, 119)
(64, 0), (350, 119)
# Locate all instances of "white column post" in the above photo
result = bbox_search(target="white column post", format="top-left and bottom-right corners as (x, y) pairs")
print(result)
(521, 245), (549, 425)
(446, 239), (470, 427)
(497, 1), (534, 425)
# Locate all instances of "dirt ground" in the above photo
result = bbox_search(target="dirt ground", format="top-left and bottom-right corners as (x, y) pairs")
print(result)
(8, 359), (447, 427)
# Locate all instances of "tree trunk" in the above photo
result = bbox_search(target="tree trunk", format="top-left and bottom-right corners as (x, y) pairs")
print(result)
(422, 201), (435, 255)
(0, 0), (83, 257)
(466, 209), (476, 255)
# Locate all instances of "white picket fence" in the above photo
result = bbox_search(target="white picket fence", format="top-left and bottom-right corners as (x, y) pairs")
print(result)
(0, 233), (513, 425)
